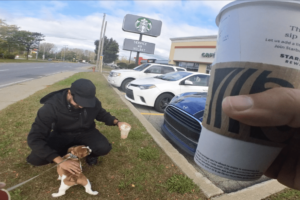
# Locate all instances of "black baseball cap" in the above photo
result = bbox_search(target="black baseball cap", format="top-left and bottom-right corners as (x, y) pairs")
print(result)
(70, 79), (96, 107)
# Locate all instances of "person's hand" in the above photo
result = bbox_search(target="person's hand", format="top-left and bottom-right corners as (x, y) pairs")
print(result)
(222, 87), (300, 190)
(0, 182), (5, 189)
(60, 160), (82, 175)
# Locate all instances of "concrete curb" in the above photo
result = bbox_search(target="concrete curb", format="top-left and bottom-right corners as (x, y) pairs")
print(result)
(104, 74), (224, 198)
(212, 179), (286, 200)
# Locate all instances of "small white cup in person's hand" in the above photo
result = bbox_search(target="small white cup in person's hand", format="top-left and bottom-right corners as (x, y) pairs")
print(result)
(120, 123), (131, 139)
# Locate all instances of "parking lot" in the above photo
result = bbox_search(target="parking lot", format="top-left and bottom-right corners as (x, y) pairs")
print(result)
(114, 88), (270, 193)
(103, 70), (271, 193)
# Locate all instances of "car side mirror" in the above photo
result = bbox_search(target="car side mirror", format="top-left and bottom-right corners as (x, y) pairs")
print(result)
(184, 80), (193, 85)
(144, 70), (150, 73)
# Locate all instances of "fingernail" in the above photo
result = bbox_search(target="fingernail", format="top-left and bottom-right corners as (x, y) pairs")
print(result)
(223, 96), (253, 111)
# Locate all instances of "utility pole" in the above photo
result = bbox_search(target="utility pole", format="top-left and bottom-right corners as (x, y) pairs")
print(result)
(36, 41), (40, 60)
(129, 51), (132, 64)
(43, 44), (45, 60)
(99, 21), (107, 73)
(63, 45), (68, 61)
(135, 34), (142, 65)
(96, 14), (106, 72)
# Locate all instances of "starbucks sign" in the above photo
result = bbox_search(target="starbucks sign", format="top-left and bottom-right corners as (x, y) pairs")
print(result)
(122, 14), (162, 37)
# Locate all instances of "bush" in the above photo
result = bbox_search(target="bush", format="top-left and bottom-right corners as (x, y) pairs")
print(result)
(3, 54), (15, 59)
(117, 62), (127, 69)
(128, 63), (138, 69)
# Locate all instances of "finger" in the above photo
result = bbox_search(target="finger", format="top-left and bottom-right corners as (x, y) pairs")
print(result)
(264, 144), (289, 179)
(0, 182), (6, 189)
(71, 165), (82, 173)
(222, 87), (300, 127)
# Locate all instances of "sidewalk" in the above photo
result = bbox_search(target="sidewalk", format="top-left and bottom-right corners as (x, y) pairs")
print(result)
(0, 70), (286, 199)
(0, 69), (86, 111)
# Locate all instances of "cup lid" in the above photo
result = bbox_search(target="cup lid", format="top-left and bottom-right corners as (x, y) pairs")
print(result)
(216, 0), (300, 26)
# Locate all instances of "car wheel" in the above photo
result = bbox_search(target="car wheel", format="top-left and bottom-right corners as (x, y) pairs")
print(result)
(154, 93), (174, 113)
(121, 79), (134, 92)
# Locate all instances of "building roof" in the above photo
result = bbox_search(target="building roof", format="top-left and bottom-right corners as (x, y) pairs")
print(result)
(170, 35), (217, 42)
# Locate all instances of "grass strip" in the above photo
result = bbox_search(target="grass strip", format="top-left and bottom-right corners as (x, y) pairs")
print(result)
(0, 72), (206, 200)
(263, 188), (300, 200)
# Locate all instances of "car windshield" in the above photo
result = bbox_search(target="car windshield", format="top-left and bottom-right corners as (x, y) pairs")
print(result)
(155, 72), (192, 81)
(133, 63), (151, 71)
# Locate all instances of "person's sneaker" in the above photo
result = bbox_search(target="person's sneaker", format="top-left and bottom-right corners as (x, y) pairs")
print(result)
(86, 156), (98, 166)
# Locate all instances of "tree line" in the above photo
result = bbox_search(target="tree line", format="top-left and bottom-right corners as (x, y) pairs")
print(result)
(0, 19), (44, 59)
(0, 19), (96, 62)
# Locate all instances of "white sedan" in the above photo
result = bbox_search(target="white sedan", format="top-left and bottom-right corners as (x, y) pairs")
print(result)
(125, 71), (210, 112)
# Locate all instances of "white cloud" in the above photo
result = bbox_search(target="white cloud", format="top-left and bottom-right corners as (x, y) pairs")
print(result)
(0, 1), (222, 60)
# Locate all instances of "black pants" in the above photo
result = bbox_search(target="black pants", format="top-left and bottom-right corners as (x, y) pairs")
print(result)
(27, 128), (112, 166)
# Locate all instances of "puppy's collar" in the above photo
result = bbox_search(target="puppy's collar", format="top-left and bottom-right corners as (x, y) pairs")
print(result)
(68, 153), (78, 159)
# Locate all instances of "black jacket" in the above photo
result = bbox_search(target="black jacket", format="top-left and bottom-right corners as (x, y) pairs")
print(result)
(27, 88), (117, 162)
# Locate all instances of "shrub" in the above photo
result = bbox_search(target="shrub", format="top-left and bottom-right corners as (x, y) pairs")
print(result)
(128, 63), (138, 69)
(117, 62), (127, 69)
(4, 54), (15, 59)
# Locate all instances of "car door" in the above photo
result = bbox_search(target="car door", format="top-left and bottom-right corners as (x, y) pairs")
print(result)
(143, 65), (163, 78)
(179, 74), (209, 93)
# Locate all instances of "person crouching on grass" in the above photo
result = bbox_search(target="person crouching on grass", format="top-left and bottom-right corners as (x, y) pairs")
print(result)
(26, 78), (129, 175)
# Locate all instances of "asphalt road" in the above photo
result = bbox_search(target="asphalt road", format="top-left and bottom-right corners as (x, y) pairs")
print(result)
(0, 62), (92, 89)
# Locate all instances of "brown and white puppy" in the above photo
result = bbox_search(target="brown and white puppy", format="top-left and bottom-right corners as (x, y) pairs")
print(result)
(52, 145), (98, 197)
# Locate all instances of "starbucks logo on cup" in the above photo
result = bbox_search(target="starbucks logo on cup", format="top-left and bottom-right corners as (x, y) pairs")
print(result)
(203, 62), (296, 147)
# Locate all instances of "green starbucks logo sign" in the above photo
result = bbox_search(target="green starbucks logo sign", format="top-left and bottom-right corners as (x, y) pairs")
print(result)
(135, 18), (152, 33)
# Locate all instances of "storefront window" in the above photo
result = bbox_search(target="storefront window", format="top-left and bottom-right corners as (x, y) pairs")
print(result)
(177, 62), (199, 72)
(206, 64), (212, 74)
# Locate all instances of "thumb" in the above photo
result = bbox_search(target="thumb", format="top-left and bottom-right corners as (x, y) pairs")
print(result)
(0, 182), (6, 189)
(222, 87), (300, 128)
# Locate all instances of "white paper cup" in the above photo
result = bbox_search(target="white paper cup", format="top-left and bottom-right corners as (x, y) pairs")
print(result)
(120, 123), (131, 139)
(194, 0), (300, 181)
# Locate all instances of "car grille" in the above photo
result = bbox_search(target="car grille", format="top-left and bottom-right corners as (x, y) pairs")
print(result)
(164, 121), (197, 151)
(165, 106), (201, 142)
(126, 89), (134, 100)
(109, 72), (113, 77)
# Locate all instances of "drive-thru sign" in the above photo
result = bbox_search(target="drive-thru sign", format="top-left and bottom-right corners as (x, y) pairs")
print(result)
(123, 39), (155, 54)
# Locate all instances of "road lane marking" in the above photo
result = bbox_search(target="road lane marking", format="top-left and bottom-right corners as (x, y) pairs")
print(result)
(0, 78), (34, 88)
(140, 113), (164, 116)
(0, 69), (9, 71)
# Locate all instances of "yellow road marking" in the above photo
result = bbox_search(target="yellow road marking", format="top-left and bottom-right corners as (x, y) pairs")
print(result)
(140, 113), (164, 116)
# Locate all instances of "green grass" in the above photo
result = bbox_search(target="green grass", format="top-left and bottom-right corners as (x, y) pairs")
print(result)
(0, 72), (206, 200)
(166, 174), (199, 194)
(0, 58), (48, 63)
(264, 188), (300, 200)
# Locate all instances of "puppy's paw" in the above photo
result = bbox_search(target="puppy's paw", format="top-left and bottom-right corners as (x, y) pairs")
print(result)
(86, 190), (98, 195)
(52, 192), (65, 197)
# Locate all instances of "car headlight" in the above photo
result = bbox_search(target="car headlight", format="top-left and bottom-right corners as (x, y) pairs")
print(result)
(112, 72), (121, 77)
(139, 84), (156, 90)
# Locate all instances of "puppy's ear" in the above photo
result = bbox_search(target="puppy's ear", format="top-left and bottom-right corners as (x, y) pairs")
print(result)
(67, 147), (74, 153)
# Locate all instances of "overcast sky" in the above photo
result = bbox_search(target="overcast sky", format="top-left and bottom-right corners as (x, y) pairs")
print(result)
(0, 1), (232, 60)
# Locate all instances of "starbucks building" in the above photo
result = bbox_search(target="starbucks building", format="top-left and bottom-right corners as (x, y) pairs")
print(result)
(168, 35), (217, 74)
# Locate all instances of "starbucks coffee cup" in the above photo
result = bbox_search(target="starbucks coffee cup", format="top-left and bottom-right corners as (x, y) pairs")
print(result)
(194, 0), (300, 181)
